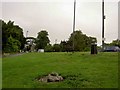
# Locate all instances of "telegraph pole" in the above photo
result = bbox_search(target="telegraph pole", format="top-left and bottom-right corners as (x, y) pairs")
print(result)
(55, 39), (57, 44)
(102, 0), (105, 51)
(26, 31), (28, 38)
(73, 0), (76, 52)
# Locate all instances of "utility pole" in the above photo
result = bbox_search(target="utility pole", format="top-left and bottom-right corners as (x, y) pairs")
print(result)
(26, 31), (28, 38)
(102, 0), (105, 51)
(55, 39), (57, 44)
(73, 0), (76, 52)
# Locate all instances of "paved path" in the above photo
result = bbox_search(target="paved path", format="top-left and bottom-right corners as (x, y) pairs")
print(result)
(3, 53), (25, 58)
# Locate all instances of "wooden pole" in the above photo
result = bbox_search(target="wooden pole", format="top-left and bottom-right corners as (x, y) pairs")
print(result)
(73, 0), (76, 52)
(102, 0), (105, 51)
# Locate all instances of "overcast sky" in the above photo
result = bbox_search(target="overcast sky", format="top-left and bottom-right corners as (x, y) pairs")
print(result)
(1, 0), (119, 45)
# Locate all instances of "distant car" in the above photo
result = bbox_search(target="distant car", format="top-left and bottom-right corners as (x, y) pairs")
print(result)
(103, 46), (120, 52)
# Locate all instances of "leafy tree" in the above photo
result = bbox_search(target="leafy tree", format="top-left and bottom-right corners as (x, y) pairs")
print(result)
(1, 20), (7, 52)
(4, 36), (21, 53)
(60, 41), (67, 52)
(53, 44), (61, 52)
(36, 31), (50, 49)
(6, 22), (24, 49)
(104, 39), (120, 48)
(45, 44), (53, 52)
(60, 41), (73, 52)
(1, 19), (25, 53)
(68, 30), (97, 51)
(110, 39), (120, 47)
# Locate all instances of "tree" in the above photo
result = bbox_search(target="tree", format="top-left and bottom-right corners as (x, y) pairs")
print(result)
(1, 20), (25, 53)
(1, 20), (8, 53)
(4, 36), (21, 53)
(44, 44), (53, 52)
(53, 44), (61, 52)
(60, 41), (67, 52)
(68, 30), (97, 51)
(36, 31), (50, 49)
(60, 41), (73, 52)
(110, 39), (120, 47)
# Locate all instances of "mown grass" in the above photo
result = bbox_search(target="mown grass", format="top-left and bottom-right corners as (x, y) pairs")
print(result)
(2, 52), (118, 88)
(0, 57), (2, 89)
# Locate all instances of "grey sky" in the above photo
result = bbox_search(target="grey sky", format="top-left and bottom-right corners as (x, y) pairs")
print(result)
(1, 0), (119, 45)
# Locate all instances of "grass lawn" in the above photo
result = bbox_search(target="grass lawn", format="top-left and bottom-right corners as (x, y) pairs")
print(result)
(2, 52), (118, 88)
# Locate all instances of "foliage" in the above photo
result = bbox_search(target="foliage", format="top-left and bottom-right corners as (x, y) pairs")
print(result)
(36, 31), (50, 49)
(4, 36), (21, 53)
(60, 41), (73, 52)
(2, 52), (118, 88)
(84, 47), (91, 51)
(44, 44), (53, 52)
(110, 39), (120, 47)
(68, 30), (97, 51)
(60, 41), (67, 52)
(1, 20), (25, 53)
(104, 39), (120, 49)
(53, 44), (61, 52)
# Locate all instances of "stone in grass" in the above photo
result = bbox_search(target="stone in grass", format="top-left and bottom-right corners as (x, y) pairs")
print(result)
(49, 72), (59, 76)
(47, 73), (63, 82)
(39, 76), (48, 82)
(38, 72), (63, 82)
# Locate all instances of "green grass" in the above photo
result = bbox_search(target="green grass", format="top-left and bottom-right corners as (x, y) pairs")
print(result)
(0, 57), (2, 89)
(2, 52), (118, 88)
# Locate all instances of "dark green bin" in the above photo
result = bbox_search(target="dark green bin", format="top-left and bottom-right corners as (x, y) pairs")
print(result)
(91, 44), (97, 54)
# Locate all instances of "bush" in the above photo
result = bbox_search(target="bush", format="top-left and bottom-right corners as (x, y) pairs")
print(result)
(84, 47), (90, 51)
(4, 36), (21, 53)
(45, 44), (53, 52)
(53, 44), (61, 52)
